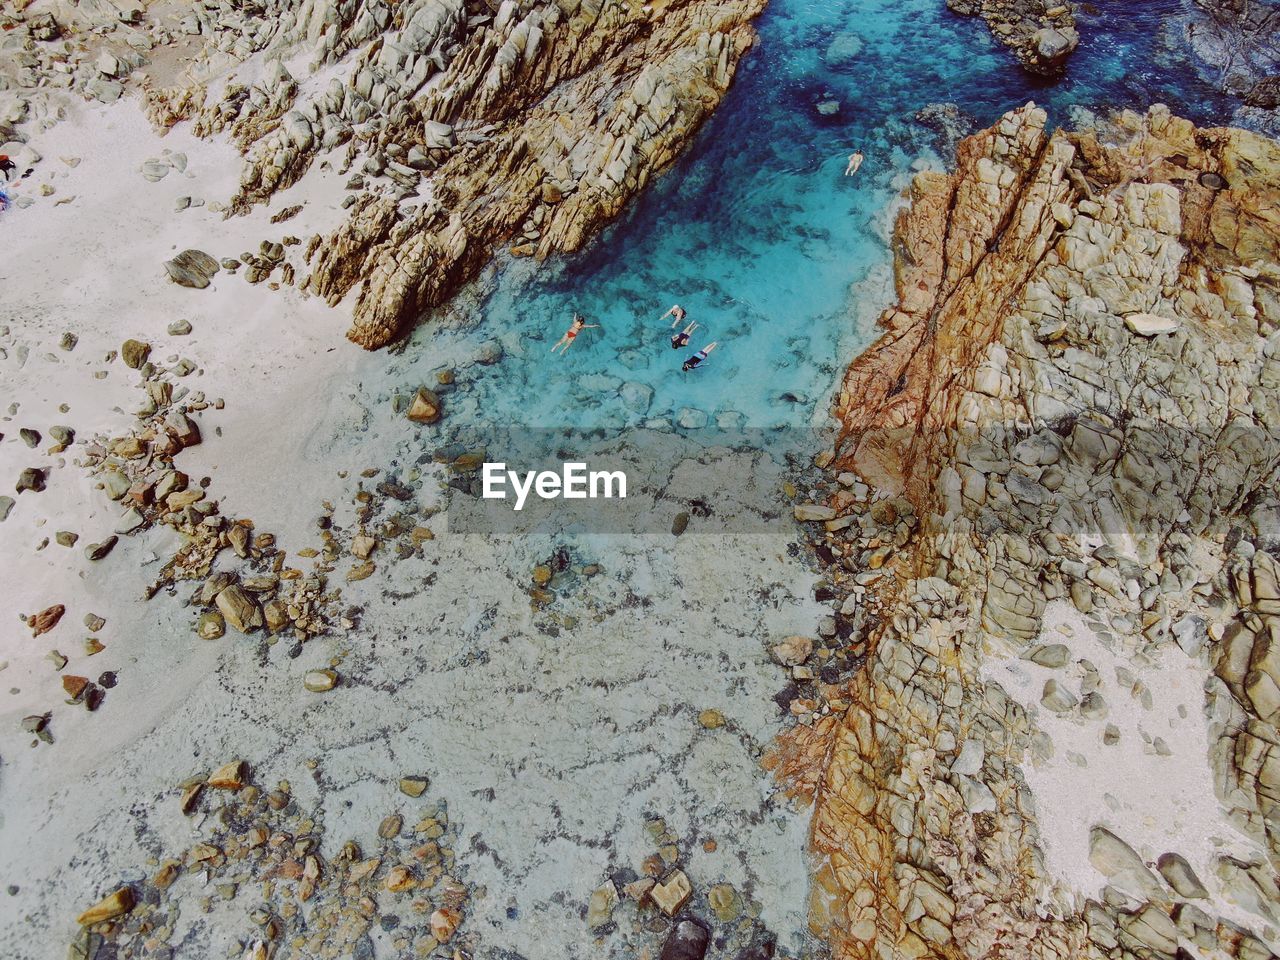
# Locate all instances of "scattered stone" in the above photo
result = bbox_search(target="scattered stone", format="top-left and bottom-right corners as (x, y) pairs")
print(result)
(215, 585), (259, 633)
(84, 614), (105, 632)
(167, 319), (193, 336)
(16, 468), (46, 493)
(164, 250), (220, 289)
(1079, 691), (1108, 720)
(84, 638), (105, 656)
(347, 561), (375, 582)
(76, 887), (135, 926)
(586, 881), (618, 930)
(660, 918), (710, 960)
(0, 496), (13, 521)
(399, 776), (430, 798)
(62, 675), (90, 700)
(121, 339), (151, 369)
(430, 907), (462, 943)
(20, 428), (40, 448)
(650, 869), (692, 916)
(197, 611), (225, 639)
(385, 865), (416, 892)
(378, 814), (403, 838)
(698, 708), (726, 729)
(206, 759), (246, 790)
(1041, 679), (1078, 712)
(30, 604), (65, 637)
(708, 882), (742, 922)
(406, 387), (442, 424)
(56, 529), (80, 547)
(770, 635), (814, 667)
(794, 503), (837, 522)
(1025, 643), (1069, 667)
(84, 536), (118, 561)
(303, 669), (338, 692)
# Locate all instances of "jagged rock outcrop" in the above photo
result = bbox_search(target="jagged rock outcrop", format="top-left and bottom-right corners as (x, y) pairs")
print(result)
(1186, 0), (1280, 138)
(1, 0), (764, 349)
(311, 0), (761, 348)
(171, 0), (765, 348)
(947, 0), (1079, 75)
(783, 104), (1280, 959)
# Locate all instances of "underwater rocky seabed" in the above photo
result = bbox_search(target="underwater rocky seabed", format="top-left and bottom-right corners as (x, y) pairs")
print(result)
(0, 2), (1274, 960)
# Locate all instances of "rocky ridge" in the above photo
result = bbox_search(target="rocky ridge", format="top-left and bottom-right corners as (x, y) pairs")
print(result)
(1186, 0), (1280, 139)
(1, 0), (764, 349)
(783, 104), (1280, 958)
(158, 0), (766, 348)
(946, 0), (1079, 75)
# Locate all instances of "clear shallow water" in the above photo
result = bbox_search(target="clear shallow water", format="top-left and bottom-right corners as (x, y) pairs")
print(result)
(411, 0), (1233, 431)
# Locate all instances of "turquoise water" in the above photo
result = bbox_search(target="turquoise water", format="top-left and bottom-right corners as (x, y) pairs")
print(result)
(411, 0), (1233, 431)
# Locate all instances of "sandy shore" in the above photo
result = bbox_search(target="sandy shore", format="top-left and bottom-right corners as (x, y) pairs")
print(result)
(1, 98), (820, 958)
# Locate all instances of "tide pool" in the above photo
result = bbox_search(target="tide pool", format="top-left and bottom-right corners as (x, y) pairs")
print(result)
(406, 0), (1234, 432)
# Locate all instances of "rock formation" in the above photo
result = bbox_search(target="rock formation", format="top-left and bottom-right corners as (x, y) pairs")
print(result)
(946, 0), (1079, 75)
(174, 0), (764, 348)
(785, 104), (1280, 958)
(1, 0), (765, 349)
(1185, 0), (1280, 139)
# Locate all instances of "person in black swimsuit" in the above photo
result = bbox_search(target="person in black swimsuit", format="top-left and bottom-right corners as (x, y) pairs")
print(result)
(682, 341), (718, 372)
(671, 320), (698, 350)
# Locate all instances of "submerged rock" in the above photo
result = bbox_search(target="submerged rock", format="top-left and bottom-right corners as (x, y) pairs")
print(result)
(76, 887), (135, 926)
(948, 0), (1078, 74)
(406, 387), (442, 424)
(660, 918), (710, 960)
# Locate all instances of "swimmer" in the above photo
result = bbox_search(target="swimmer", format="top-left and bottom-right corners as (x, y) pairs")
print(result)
(681, 341), (718, 372)
(550, 313), (599, 354)
(661, 304), (688, 328)
(845, 150), (864, 176)
(670, 320), (698, 350)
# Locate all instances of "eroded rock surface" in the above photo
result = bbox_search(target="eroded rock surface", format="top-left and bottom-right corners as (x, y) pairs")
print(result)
(785, 104), (1280, 958)
(178, 0), (764, 348)
(1, 0), (765, 349)
(1186, 0), (1280, 138)
(946, 0), (1079, 75)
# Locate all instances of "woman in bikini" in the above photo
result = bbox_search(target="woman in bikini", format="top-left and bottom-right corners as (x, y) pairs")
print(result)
(670, 320), (698, 350)
(682, 341), (718, 372)
(550, 313), (599, 355)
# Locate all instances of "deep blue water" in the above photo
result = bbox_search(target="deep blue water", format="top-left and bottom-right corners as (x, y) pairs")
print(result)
(409, 0), (1234, 430)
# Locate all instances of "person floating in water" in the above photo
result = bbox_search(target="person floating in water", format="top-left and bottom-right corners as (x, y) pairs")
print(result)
(671, 320), (698, 350)
(550, 313), (599, 355)
(682, 341), (718, 372)
(661, 304), (687, 328)
(845, 150), (864, 176)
